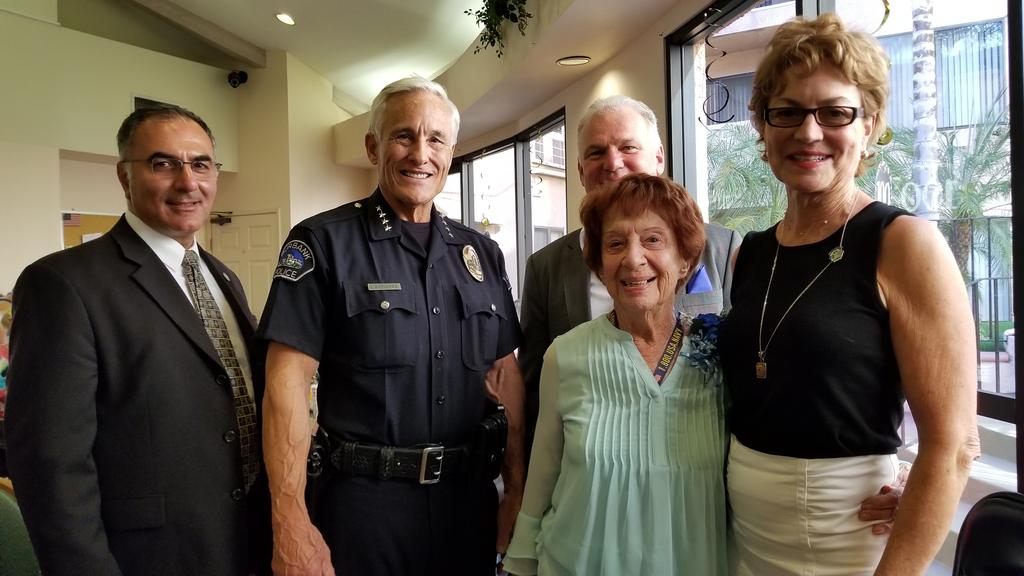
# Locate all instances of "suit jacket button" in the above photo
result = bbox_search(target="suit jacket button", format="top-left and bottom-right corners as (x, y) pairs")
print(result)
(216, 374), (230, 386)
(223, 430), (237, 443)
(231, 488), (244, 502)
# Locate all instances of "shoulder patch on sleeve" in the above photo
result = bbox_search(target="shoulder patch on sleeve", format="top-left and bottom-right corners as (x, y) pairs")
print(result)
(274, 240), (315, 282)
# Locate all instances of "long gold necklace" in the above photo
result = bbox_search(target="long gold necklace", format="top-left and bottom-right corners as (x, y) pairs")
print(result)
(755, 200), (857, 380)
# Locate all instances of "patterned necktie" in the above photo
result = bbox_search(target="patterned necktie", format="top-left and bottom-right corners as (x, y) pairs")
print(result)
(182, 250), (258, 491)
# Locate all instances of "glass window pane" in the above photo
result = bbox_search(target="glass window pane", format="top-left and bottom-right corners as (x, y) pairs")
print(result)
(470, 147), (519, 300)
(699, 1), (796, 235)
(436, 168), (463, 223)
(833, 1), (1014, 405)
(834, 0), (1016, 498)
(529, 122), (567, 254)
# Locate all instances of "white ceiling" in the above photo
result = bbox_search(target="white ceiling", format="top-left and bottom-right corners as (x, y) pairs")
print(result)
(163, 0), (485, 114)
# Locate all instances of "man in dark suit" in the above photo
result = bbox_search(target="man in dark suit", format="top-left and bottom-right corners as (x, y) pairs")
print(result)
(5, 104), (271, 575)
(518, 95), (742, 452)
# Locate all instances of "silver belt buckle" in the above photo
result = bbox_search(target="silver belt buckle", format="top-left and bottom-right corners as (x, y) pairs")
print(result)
(418, 445), (444, 485)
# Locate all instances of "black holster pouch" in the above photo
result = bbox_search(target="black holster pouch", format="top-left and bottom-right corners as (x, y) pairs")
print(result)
(305, 427), (331, 522)
(471, 403), (508, 481)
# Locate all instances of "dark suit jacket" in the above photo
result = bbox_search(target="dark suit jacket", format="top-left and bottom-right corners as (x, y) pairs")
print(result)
(518, 223), (741, 454)
(5, 217), (271, 576)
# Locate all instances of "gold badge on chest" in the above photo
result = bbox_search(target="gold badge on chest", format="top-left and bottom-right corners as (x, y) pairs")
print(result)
(462, 245), (484, 282)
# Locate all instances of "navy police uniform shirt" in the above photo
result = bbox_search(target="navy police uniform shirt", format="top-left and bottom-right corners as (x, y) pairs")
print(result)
(257, 189), (521, 449)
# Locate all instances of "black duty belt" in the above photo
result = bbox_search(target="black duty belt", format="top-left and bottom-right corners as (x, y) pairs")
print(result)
(329, 440), (468, 485)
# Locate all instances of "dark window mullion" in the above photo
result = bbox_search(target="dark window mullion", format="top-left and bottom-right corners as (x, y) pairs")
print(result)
(516, 138), (532, 297)
(1006, 0), (1023, 490)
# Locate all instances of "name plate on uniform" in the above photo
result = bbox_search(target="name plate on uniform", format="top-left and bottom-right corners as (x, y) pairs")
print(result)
(367, 283), (401, 291)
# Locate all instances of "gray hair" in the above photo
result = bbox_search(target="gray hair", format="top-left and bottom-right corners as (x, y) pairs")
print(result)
(367, 76), (461, 143)
(577, 95), (661, 155)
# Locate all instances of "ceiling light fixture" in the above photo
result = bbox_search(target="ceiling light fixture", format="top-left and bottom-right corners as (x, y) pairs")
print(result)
(276, 13), (296, 26)
(556, 55), (591, 66)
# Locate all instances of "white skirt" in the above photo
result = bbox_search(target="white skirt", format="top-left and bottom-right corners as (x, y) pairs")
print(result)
(727, 435), (898, 576)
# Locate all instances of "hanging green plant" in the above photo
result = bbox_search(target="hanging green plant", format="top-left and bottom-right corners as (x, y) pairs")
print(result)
(464, 0), (533, 58)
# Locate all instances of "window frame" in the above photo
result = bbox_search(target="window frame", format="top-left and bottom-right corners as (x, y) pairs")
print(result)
(1006, 0), (1023, 486)
(448, 108), (567, 295)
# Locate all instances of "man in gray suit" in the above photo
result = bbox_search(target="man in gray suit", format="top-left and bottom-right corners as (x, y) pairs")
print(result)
(518, 95), (742, 454)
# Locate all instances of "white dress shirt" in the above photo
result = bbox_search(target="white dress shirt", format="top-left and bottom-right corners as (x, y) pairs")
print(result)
(580, 228), (613, 320)
(124, 211), (254, 398)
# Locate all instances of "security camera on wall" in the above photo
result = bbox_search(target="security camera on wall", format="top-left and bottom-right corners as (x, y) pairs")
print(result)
(227, 70), (248, 88)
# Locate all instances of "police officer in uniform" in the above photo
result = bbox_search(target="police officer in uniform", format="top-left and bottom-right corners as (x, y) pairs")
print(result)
(258, 76), (525, 575)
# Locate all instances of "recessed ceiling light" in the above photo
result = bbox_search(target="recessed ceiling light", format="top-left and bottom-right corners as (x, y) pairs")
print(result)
(556, 55), (591, 66)
(276, 13), (296, 26)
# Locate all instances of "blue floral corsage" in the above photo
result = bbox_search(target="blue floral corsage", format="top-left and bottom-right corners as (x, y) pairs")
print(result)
(684, 312), (724, 383)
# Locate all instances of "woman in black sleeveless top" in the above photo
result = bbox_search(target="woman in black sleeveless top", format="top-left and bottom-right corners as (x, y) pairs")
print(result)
(719, 14), (980, 576)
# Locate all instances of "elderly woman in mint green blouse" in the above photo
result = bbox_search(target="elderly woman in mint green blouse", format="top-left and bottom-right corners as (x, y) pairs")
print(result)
(504, 173), (728, 576)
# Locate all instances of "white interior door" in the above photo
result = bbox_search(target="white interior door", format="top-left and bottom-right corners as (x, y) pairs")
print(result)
(209, 212), (280, 319)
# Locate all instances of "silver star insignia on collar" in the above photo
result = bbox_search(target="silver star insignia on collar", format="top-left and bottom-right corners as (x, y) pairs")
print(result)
(375, 205), (391, 231)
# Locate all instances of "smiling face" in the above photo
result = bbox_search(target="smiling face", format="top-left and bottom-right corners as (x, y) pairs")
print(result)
(365, 90), (456, 222)
(578, 106), (665, 195)
(761, 64), (875, 197)
(599, 207), (687, 320)
(117, 117), (217, 248)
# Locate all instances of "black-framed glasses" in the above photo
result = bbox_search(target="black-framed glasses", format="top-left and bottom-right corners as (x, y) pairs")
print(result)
(763, 106), (866, 128)
(120, 157), (222, 179)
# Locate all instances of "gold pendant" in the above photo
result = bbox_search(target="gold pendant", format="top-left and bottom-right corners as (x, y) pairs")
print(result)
(755, 361), (767, 379)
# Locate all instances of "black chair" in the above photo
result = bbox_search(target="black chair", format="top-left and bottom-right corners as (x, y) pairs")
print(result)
(952, 490), (1024, 575)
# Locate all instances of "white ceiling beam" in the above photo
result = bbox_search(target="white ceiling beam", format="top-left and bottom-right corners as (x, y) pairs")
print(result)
(127, 0), (266, 68)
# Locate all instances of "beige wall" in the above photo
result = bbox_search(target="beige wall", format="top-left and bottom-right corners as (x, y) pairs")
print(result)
(59, 153), (124, 215)
(0, 10), (239, 169)
(0, 0), (57, 23)
(0, 141), (62, 291)
(214, 50), (290, 232)
(285, 53), (374, 224)
(214, 50), (373, 238)
(0, 9), (238, 285)
(1, 8), (372, 290)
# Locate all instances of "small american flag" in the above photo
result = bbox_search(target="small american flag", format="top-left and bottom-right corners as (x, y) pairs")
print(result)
(63, 213), (81, 227)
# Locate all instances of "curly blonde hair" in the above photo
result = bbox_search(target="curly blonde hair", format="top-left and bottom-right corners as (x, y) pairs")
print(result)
(749, 13), (890, 175)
